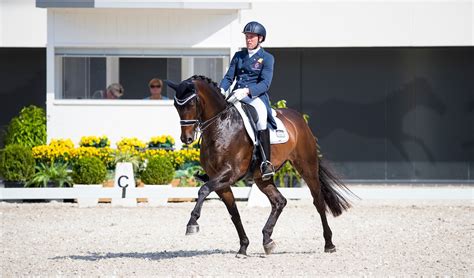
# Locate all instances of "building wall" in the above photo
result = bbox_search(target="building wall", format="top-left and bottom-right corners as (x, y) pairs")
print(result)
(269, 47), (473, 181)
(242, 1), (473, 47)
(48, 8), (239, 48)
(45, 1), (473, 49)
(0, 0), (46, 47)
(47, 100), (182, 149)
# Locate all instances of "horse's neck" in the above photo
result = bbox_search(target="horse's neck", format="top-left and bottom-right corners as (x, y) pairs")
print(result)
(199, 90), (227, 121)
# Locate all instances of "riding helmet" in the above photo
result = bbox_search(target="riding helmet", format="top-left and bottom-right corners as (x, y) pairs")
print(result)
(242, 21), (266, 42)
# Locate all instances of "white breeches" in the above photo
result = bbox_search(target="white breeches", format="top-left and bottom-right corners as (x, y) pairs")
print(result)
(241, 96), (267, 130)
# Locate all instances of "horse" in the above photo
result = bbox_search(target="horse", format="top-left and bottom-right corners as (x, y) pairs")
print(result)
(167, 75), (353, 257)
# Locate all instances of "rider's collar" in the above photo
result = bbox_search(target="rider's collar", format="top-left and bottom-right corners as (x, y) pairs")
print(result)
(248, 46), (261, 58)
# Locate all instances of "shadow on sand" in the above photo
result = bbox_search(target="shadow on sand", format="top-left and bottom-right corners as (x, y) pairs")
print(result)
(51, 249), (235, 261)
(51, 249), (319, 261)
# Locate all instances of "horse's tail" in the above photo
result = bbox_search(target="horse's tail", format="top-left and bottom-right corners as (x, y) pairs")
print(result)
(318, 160), (356, 217)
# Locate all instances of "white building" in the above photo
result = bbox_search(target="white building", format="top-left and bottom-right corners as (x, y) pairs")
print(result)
(1, 0), (472, 182)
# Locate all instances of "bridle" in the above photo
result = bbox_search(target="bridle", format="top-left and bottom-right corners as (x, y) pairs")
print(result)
(174, 92), (200, 127)
(174, 89), (232, 134)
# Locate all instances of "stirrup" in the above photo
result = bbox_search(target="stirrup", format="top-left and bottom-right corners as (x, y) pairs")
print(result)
(260, 161), (275, 181)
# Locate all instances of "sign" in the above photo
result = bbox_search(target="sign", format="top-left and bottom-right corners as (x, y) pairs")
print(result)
(111, 162), (137, 207)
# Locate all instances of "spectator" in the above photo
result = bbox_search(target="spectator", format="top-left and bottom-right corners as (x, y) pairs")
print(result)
(144, 78), (168, 100)
(92, 83), (124, 99)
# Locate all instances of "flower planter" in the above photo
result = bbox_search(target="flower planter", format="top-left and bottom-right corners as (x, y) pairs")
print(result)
(73, 184), (102, 207)
(3, 181), (26, 188)
(144, 184), (171, 206)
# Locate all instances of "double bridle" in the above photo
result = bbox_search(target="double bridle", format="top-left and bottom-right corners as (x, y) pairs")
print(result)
(174, 91), (231, 133)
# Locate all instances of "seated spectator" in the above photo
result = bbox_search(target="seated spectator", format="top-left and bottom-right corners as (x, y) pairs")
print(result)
(93, 83), (124, 99)
(144, 78), (168, 100)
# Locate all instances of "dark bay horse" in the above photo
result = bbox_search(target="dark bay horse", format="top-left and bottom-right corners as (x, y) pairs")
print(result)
(167, 75), (352, 257)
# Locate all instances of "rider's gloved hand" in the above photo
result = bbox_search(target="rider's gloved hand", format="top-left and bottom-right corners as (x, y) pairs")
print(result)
(233, 88), (249, 100)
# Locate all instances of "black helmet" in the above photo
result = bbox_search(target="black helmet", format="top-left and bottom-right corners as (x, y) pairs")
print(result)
(242, 21), (266, 42)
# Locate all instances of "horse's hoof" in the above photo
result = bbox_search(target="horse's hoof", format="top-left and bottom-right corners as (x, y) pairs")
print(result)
(185, 225), (199, 235)
(324, 246), (336, 253)
(263, 240), (276, 255)
(235, 253), (248, 259)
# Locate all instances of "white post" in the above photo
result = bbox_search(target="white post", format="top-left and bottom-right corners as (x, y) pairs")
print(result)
(46, 9), (56, 144)
(112, 162), (137, 207)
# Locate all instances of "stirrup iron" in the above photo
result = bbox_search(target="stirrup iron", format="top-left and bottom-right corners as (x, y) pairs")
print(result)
(260, 160), (275, 181)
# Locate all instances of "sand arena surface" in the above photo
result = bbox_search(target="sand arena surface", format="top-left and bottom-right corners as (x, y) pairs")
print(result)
(1, 199), (472, 276)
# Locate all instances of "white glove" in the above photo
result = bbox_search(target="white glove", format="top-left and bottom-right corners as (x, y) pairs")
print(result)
(233, 88), (249, 100)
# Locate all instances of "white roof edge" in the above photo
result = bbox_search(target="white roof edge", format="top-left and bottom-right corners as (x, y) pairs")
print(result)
(94, 1), (251, 9)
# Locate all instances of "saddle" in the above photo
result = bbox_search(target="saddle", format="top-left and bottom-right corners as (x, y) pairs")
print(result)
(235, 102), (289, 145)
(193, 102), (289, 184)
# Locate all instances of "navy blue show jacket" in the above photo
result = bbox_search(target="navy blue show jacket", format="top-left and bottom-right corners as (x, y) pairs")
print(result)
(220, 48), (277, 129)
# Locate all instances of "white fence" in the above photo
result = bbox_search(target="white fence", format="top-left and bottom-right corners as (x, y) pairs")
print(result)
(1, 186), (472, 201)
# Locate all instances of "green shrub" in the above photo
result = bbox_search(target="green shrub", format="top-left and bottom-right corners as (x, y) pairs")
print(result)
(5, 106), (46, 148)
(141, 156), (175, 185)
(72, 157), (107, 184)
(0, 144), (35, 182)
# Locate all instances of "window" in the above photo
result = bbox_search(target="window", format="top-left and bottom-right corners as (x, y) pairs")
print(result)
(62, 57), (106, 99)
(55, 49), (228, 99)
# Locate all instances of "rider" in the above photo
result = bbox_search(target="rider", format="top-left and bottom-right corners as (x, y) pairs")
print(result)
(220, 21), (277, 181)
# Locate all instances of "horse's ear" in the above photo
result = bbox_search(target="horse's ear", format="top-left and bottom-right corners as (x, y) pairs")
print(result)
(164, 80), (179, 91)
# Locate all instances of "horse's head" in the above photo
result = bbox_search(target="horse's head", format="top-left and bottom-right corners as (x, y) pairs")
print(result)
(167, 79), (199, 144)
(167, 75), (228, 145)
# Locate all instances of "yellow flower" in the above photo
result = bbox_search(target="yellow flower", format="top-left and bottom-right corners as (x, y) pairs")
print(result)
(117, 137), (146, 150)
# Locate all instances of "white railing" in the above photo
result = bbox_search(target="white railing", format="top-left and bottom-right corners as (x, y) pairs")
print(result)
(1, 186), (472, 201)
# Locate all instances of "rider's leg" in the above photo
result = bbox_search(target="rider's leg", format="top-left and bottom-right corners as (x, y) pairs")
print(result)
(242, 96), (274, 180)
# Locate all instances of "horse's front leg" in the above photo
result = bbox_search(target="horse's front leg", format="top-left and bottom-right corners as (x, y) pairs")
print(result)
(216, 187), (249, 257)
(185, 174), (233, 235)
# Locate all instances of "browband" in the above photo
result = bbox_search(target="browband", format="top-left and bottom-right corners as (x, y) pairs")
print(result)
(174, 93), (197, 106)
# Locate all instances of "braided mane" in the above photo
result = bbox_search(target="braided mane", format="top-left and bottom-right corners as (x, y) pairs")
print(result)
(190, 75), (221, 95)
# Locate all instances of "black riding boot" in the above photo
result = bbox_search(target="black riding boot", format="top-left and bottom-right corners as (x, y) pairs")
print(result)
(258, 129), (275, 181)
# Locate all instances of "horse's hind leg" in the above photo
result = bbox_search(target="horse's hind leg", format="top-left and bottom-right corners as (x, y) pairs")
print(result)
(216, 187), (249, 257)
(255, 178), (287, 255)
(291, 154), (336, 253)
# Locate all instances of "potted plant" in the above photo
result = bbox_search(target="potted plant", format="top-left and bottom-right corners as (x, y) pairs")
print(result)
(79, 135), (110, 148)
(113, 150), (143, 174)
(168, 164), (203, 202)
(140, 155), (175, 206)
(26, 162), (72, 188)
(4, 105), (46, 148)
(72, 157), (107, 207)
(0, 144), (35, 187)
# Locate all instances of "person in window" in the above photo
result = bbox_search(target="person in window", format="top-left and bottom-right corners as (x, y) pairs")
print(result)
(144, 78), (168, 100)
(91, 83), (124, 99)
(220, 21), (276, 181)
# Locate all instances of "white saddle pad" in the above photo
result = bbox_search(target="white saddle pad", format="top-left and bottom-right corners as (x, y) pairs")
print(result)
(233, 101), (289, 145)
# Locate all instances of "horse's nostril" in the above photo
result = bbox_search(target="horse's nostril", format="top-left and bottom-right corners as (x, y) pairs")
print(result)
(187, 138), (193, 144)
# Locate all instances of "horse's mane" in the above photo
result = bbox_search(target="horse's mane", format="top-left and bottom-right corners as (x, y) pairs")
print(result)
(189, 75), (223, 98)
